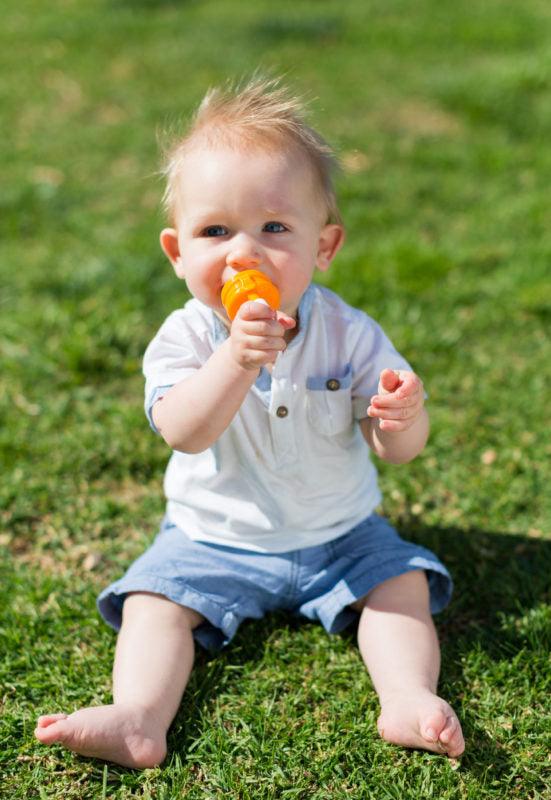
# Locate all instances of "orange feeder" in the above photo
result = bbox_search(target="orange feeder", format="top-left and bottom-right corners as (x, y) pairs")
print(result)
(221, 269), (280, 321)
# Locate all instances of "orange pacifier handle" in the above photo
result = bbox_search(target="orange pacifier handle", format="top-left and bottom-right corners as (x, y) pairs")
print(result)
(221, 269), (280, 321)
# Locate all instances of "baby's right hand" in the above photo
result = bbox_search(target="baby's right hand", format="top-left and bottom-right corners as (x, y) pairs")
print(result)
(230, 301), (296, 371)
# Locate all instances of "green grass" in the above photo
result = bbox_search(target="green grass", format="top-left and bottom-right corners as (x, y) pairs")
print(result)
(1, 0), (550, 797)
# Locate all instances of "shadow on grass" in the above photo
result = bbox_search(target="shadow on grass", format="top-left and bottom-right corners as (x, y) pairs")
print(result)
(406, 523), (551, 653)
(410, 524), (550, 783)
(164, 524), (550, 776)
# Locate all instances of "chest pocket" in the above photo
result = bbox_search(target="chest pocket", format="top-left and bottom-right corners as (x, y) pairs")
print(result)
(306, 365), (353, 436)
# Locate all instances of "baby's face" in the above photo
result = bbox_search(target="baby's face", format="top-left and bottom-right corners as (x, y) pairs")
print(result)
(161, 144), (342, 319)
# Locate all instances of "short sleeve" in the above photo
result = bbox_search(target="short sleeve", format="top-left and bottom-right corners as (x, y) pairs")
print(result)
(142, 305), (216, 433)
(349, 317), (414, 420)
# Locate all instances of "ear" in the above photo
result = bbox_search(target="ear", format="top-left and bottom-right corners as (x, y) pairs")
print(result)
(160, 228), (185, 279)
(316, 224), (345, 272)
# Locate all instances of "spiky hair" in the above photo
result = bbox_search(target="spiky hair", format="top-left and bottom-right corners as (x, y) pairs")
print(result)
(160, 77), (342, 225)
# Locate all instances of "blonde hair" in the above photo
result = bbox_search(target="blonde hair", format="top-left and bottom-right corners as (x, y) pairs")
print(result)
(161, 77), (342, 225)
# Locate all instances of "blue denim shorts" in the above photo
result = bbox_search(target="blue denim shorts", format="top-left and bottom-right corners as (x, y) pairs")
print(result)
(97, 513), (452, 651)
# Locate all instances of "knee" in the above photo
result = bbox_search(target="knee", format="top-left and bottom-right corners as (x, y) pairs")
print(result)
(352, 570), (430, 614)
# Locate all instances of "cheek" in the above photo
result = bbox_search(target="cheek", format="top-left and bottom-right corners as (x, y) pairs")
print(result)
(182, 248), (225, 300)
(184, 245), (217, 276)
(276, 243), (310, 269)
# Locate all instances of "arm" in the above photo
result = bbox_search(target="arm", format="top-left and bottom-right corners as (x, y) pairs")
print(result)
(359, 368), (429, 464)
(152, 301), (295, 453)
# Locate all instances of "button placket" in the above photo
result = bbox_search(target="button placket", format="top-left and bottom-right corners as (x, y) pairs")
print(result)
(269, 373), (297, 465)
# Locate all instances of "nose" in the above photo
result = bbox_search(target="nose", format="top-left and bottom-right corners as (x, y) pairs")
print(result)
(226, 237), (262, 270)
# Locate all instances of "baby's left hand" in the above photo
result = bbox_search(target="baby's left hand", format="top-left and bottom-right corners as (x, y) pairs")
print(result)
(367, 368), (425, 433)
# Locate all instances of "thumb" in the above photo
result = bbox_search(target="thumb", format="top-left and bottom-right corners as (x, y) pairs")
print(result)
(237, 300), (277, 321)
(379, 368), (401, 395)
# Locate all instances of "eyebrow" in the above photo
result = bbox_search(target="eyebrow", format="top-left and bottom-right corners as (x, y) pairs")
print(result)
(189, 204), (300, 228)
(264, 204), (299, 217)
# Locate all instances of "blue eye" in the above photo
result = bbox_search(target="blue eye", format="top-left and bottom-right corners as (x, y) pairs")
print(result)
(263, 221), (287, 233)
(202, 225), (228, 237)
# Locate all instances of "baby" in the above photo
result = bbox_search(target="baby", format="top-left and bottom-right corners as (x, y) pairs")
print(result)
(35, 78), (465, 767)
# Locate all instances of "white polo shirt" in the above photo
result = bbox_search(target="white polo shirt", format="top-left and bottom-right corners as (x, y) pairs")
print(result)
(144, 284), (413, 553)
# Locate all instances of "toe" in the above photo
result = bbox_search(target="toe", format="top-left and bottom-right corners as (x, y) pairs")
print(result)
(421, 707), (448, 744)
(35, 719), (72, 745)
(36, 713), (68, 728)
(440, 717), (465, 757)
(439, 715), (457, 745)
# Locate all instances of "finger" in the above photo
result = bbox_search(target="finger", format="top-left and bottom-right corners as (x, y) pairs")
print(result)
(371, 388), (422, 409)
(241, 319), (288, 337)
(236, 300), (277, 322)
(379, 368), (402, 394)
(378, 370), (423, 400)
(367, 404), (419, 422)
(394, 372), (423, 400)
(244, 349), (280, 367)
(241, 336), (288, 352)
(378, 418), (412, 432)
(276, 311), (296, 330)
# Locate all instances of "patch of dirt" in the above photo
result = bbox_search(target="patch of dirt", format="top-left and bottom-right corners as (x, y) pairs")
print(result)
(382, 99), (464, 137)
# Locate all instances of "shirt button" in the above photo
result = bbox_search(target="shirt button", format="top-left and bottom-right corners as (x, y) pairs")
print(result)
(276, 405), (289, 418)
(326, 379), (341, 391)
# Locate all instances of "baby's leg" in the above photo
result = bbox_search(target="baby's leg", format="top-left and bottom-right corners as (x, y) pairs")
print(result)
(35, 592), (203, 768)
(353, 570), (464, 757)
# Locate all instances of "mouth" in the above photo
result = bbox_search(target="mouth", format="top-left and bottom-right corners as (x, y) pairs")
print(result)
(220, 269), (280, 320)
(221, 266), (239, 285)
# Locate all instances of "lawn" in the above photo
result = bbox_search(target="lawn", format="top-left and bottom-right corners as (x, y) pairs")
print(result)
(1, 0), (550, 797)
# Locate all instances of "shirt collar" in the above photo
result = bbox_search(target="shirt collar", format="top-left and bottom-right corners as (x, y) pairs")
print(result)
(212, 310), (230, 345)
(286, 284), (314, 350)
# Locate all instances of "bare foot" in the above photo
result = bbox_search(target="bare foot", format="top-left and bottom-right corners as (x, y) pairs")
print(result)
(377, 688), (465, 758)
(34, 703), (167, 768)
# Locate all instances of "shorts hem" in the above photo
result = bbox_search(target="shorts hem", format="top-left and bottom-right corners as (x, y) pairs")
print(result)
(316, 558), (453, 635)
(97, 573), (240, 651)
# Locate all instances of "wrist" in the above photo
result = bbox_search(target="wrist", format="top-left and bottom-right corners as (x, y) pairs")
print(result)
(371, 409), (429, 464)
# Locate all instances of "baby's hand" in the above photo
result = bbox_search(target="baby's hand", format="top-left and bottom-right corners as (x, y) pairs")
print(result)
(368, 368), (425, 433)
(230, 301), (296, 371)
